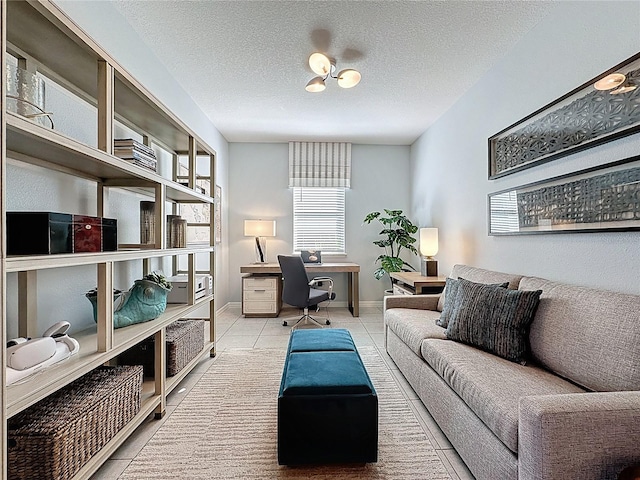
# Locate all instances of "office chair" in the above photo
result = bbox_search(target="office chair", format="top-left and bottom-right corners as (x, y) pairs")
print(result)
(278, 255), (336, 330)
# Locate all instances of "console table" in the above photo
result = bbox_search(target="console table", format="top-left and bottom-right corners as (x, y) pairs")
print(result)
(240, 263), (360, 317)
(389, 272), (447, 295)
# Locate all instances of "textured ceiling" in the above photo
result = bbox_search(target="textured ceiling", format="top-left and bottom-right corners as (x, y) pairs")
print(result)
(110, 0), (555, 145)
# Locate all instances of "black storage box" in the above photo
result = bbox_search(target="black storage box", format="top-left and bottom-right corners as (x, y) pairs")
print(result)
(7, 212), (117, 255)
(7, 212), (72, 255)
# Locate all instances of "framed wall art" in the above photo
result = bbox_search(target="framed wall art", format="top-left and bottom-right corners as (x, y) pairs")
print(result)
(488, 52), (640, 179)
(488, 154), (640, 235)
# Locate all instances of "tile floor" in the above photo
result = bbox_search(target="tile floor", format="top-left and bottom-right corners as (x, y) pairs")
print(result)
(92, 306), (475, 480)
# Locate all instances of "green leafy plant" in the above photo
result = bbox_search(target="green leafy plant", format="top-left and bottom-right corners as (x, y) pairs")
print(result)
(363, 209), (418, 287)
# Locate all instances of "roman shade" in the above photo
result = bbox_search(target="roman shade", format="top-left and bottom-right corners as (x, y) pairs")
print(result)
(289, 142), (351, 188)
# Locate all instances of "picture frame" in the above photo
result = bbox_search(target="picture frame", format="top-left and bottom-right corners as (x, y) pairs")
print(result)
(214, 184), (222, 244)
(488, 52), (640, 179)
(488, 154), (640, 235)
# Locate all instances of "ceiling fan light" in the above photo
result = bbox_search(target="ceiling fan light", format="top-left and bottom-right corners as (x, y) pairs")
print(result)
(610, 84), (637, 95)
(337, 69), (361, 88)
(594, 73), (626, 91)
(309, 52), (332, 76)
(305, 76), (326, 93)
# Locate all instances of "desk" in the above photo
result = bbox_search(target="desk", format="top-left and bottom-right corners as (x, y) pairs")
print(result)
(389, 272), (447, 295)
(240, 263), (360, 317)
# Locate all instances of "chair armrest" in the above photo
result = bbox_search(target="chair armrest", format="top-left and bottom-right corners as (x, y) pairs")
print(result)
(383, 294), (440, 312)
(309, 277), (333, 285)
(519, 391), (640, 480)
(309, 277), (334, 301)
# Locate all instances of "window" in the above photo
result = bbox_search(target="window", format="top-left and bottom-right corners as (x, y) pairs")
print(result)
(293, 187), (345, 254)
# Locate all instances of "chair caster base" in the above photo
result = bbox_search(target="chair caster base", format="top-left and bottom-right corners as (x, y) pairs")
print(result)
(326, 320), (331, 325)
(283, 321), (288, 326)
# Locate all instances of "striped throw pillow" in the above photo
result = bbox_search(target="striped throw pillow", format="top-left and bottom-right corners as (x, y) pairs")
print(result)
(436, 277), (508, 328)
(445, 278), (542, 364)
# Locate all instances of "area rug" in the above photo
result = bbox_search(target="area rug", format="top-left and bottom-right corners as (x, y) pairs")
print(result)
(119, 347), (451, 479)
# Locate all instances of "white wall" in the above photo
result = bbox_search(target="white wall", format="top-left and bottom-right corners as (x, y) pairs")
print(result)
(228, 143), (412, 305)
(410, 1), (640, 295)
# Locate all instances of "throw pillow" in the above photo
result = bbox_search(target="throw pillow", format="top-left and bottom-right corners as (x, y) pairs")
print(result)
(436, 277), (508, 328)
(444, 278), (542, 364)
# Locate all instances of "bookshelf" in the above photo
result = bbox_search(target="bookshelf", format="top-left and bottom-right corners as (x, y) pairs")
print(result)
(1, 2), (217, 479)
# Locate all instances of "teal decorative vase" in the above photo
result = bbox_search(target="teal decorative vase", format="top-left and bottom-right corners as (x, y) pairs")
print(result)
(86, 278), (171, 329)
(85, 289), (124, 323)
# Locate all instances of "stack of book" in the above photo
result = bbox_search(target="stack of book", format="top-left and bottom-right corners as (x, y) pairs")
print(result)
(113, 139), (157, 172)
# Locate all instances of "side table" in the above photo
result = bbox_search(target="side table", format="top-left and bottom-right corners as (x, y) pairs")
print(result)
(389, 272), (447, 295)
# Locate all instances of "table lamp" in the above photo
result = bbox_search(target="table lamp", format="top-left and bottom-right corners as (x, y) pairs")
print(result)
(420, 227), (438, 276)
(244, 220), (276, 263)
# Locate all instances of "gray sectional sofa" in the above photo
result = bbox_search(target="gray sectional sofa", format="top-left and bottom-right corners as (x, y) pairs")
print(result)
(383, 264), (640, 480)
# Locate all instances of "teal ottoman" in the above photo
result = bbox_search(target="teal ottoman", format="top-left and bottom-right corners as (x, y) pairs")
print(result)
(278, 329), (378, 465)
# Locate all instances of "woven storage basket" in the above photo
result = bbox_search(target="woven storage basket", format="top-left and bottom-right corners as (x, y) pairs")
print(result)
(7, 365), (143, 480)
(119, 319), (205, 377)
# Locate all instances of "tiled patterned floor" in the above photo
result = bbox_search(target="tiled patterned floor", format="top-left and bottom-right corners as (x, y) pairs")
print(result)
(91, 306), (475, 480)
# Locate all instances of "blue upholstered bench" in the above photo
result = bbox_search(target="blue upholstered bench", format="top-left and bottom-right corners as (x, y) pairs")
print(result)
(277, 329), (378, 465)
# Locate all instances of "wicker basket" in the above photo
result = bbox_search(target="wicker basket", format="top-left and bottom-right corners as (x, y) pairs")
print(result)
(119, 319), (205, 377)
(7, 365), (143, 480)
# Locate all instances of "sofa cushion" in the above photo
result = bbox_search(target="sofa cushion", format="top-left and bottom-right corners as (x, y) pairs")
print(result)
(437, 264), (524, 311)
(445, 278), (542, 363)
(522, 276), (640, 392)
(421, 339), (586, 453)
(385, 308), (445, 358)
(437, 277), (509, 328)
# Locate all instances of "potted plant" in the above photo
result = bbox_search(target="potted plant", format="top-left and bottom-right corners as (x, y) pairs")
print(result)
(363, 209), (418, 292)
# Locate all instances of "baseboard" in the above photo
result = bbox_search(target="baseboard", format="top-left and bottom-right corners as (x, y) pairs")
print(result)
(217, 303), (232, 315)
(225, 301), (382, 310)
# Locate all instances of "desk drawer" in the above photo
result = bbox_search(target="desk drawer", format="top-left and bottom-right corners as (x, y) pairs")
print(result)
(244, 277), (278, 290)
(243, 301), (278, 314)
(244, 289), (278, 301)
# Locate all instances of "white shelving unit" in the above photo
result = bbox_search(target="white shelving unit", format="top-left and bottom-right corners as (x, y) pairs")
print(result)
(0, 2), (217, 479)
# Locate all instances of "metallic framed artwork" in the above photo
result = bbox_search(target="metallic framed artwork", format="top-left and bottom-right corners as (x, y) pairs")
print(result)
(488, 155), (640, 235)
(488, 52), (640, 179)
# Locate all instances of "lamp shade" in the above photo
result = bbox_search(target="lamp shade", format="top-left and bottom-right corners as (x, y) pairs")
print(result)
(305, 76), (326, 93)
(419, 228), (438, 257)
(309, 52), (332, 76)
(337, 69), (361, 88)
(244, 220), (276, 237)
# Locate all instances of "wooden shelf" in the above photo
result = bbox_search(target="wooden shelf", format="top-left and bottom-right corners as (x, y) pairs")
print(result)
(6, 246), (215, 273)
(6, 114), (213, 204)
(6, 296), (213, 417)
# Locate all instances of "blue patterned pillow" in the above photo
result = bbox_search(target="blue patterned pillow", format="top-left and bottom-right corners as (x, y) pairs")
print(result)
(436, 277), (508, 328)
(445, 278), (542, 364)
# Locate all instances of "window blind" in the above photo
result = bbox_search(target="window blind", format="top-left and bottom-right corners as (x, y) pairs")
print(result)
(293, 187), (345, 253)
(289, 142), (351, 188)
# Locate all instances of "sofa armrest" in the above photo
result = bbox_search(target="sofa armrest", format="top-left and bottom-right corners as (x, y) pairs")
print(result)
(519, 391), (640, 480)
(383, 294), (440, 312)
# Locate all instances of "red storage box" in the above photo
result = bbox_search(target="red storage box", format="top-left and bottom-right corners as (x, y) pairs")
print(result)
(72, 215), (117, 252)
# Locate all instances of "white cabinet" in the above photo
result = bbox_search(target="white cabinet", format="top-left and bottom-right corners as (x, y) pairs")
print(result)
(242, 276), (282, 317)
